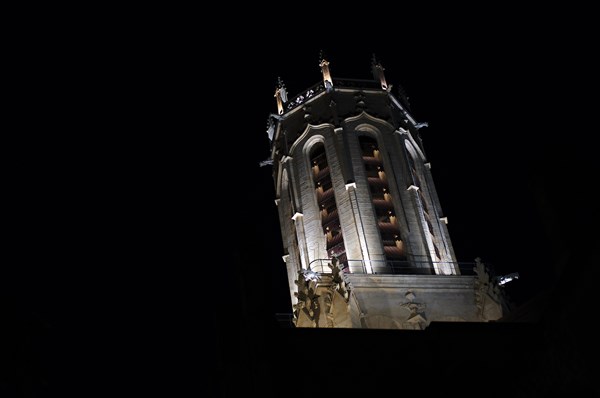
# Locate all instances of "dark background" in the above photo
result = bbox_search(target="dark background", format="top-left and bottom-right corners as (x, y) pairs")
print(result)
(4, 11), (598, 397)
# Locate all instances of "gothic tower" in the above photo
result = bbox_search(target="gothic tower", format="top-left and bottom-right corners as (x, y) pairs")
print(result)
(266, 55), (503, 329)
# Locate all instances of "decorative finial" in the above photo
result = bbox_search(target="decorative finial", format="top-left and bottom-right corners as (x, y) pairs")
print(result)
(266, 116), (275, 141)
(318, 51), (333, 93)
(274, 76), (288, 115)
(371, 54), (388, 90)
(277, 76), (288, 103)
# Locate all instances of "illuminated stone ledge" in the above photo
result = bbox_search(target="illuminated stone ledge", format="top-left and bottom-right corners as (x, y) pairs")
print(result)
(346, 274), (475, 290)
(345, 274), (490, 328)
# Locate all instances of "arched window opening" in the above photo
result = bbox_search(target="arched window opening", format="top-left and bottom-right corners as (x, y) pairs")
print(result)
(310, 142), (347, 267)
(406, 143), (442, 264)
(359, 136), (406, 268)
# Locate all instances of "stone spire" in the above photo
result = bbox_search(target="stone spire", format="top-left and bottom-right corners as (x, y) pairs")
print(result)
(371, 53), (388, 90)
(277, 76), (288, 103)
(274, 77), (286, 115)
(319, 50), (333, 92)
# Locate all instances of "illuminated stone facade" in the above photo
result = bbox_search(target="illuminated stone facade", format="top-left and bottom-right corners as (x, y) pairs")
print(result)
(267, 56), (503, 329)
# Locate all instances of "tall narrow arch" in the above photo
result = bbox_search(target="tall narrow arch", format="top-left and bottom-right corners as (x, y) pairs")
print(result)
(405, 141), (443, 264)
(308, 141), (347, 267)
(358, 134), (407, 268)
(281, 169), (300, 258)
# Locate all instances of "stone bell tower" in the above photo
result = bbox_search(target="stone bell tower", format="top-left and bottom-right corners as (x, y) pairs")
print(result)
(265, 54), (504, 329)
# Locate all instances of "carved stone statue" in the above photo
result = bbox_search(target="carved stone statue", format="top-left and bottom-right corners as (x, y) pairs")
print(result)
(327, 256), (351, 301)
(473, 258), (504, 321)
(321, 257), (353, 327)
(293, 269), (321, 327)
(293, 258), (353, 328)
(400, 291), (427, 329)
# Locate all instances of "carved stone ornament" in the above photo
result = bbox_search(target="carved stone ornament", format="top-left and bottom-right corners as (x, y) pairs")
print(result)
(327, 257), (351, 301)
(322, 257), (352, 327)
(293, 269), (321, 327)
(473, 258), (504, 321)
(398, 291), (427, 329)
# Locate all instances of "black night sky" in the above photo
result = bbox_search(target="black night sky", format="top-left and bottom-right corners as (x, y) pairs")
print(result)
(6, 13), (598, 397)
